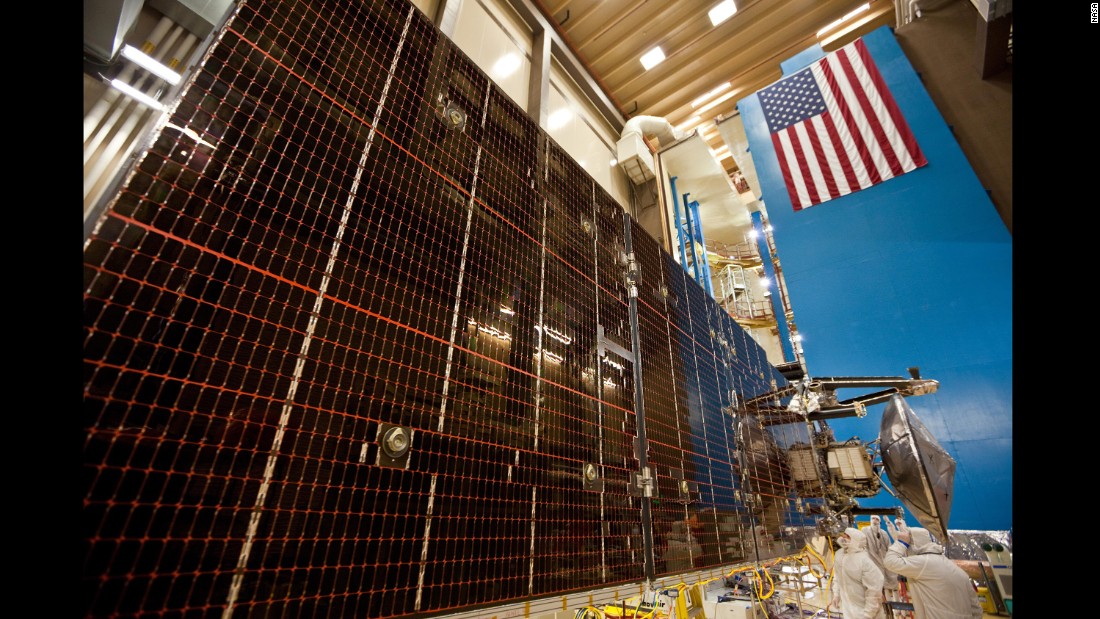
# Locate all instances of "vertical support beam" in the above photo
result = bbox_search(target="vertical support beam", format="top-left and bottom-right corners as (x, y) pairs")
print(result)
(653, 154), (674, 255)
(622, 214), (656, 583)
(681, 193), (699, 283)
(751, 212), (796, 364)
(434, 0), (463, 37)
(730, 406), (765, 565)
(668, 176), (690, 271)
(689, 200), (714, 298)
(506, 0), (625, 133)
(528, 27), (551, 128)
(974, 11), (1011, 79)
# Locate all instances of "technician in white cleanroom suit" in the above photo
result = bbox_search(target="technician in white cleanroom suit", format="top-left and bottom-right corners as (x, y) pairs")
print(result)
(863, 515), (900, 590)
(829, 527), (885, 619)
(883, 521), (983, 619)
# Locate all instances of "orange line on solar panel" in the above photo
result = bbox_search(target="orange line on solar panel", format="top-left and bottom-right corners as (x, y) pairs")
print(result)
(81, 347), (631, 474)
(119, 71), (630, 391)
(81, 392), (628, 490)
(82, 321), (626, 460)
(82, 415), (633, 505)
(223, 22), (627, 305)
(92, 214), (637, 431)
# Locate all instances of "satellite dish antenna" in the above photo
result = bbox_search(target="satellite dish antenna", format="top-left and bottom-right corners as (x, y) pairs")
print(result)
(878, 394), (956, 544)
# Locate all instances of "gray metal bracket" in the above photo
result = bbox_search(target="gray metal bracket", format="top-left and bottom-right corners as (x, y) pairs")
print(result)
(597, 324), (632, 361)
(628, 465), (658, 498)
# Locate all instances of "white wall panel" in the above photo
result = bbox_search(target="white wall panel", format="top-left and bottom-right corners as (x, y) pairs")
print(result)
(452, 0), (532, 109)
(548, 61), (631, 207)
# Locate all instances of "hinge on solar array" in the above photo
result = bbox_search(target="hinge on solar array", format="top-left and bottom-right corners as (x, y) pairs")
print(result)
(628, 466), (657, 498)
(624, 252), (639, 298)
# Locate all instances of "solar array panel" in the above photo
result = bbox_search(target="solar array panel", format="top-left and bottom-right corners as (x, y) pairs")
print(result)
(82, 1), (816, 616)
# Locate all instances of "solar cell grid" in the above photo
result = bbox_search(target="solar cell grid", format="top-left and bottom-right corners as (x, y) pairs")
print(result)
(83, 0), (815, 616)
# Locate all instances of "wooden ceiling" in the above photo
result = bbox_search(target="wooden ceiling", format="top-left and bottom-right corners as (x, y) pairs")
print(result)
(530, 0), (897, 174)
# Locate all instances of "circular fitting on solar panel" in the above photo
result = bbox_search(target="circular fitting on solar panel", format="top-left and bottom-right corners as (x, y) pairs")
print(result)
(679, 480), (690, 494)
(382, 426), (410, 458)
(441, 102), (467, 131)
(583, 463), (598, 481)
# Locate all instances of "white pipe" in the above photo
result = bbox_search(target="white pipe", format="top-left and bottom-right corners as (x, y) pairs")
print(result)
(84, 24), (185, 167)
(620, 115), (683, 148)
(84, 32), (198, 204)
(84, 16), (174, 143)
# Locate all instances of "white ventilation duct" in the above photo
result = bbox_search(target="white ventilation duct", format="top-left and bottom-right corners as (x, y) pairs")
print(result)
(616, 115), (683, 185)
(621, 115), (683, 147)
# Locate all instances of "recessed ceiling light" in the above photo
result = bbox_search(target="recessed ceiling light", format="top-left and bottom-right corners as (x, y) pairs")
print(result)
(675, 116), (702, 133)
(817, 3), (870, 37)
(640, 46), (666, 70)
(121, 44), (181, 85)
(691, 82), (731, 107)
(708, 0), (738, 26)
(695, 89), (737, 114)
(108, 78), (165, 110)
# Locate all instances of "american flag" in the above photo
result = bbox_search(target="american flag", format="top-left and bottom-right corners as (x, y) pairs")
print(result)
(759, 38), (927, 211)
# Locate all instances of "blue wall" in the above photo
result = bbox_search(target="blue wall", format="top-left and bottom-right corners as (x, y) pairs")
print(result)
(737, 26), (1011, 531)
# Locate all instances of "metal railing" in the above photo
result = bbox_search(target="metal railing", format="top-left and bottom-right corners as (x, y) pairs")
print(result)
(706, 239), (761, 263)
